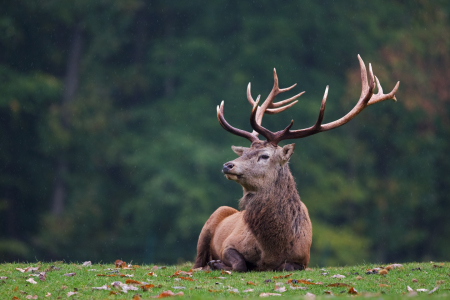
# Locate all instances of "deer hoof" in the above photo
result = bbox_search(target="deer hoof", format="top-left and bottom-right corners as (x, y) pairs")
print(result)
(208, 260), (224, 270)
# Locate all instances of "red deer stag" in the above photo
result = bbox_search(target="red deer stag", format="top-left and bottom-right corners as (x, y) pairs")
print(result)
(193, 55), (399, 271)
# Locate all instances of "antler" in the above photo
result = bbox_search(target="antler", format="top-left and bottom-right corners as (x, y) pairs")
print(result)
(250, 55), (400, 145)
(216, 69), (304, 143)
(247, 69), (305, 136)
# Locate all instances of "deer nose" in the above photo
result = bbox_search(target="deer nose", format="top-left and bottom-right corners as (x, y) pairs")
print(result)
(222, 162), (235, 173)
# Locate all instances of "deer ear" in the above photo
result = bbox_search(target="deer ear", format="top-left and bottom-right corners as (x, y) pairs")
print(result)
(231, 146), (247, 157)
(281, 143), (295, 164)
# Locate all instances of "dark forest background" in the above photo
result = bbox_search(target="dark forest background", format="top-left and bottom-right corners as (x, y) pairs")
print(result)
(1, 0), (449, 267)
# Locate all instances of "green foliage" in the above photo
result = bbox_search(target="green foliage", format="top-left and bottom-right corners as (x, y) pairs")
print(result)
(1, 1), (450, 266)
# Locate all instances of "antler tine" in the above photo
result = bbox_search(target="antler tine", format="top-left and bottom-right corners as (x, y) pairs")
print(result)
(368, 76), (400, 105)
(217, 101), (259, 143)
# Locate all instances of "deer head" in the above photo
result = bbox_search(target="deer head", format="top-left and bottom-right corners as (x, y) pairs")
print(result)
(218, 55), (399, 191)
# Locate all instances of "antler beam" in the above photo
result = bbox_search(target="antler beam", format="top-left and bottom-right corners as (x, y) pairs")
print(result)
(250, 55), (399, 145)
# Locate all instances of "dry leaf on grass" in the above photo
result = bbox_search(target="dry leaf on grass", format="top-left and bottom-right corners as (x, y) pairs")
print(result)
(428, 286), (439, 294)
(327, 283), (351, 287)
(274, 285), (286, 293)
(379, 284), (390, 287)
(290, 285), (307, 290)
(67, 291), (78, 297)
(64, 273), (76, 277)
(155, 290), (184, 298)
(26, 278), (37, 284)
(39, 272), (46, 282)
(379, 269), (388, 275)
(126, 279), (142, 285)
(25, 295), (38, 299)
(305, 292), (316, 298)
(273, 273), (292, 279)
(247, 281), (256, 285)
(331, 274), (345, 279)
(348, 287), (358, 294)
(45, 292), (51, 297)
(92, 284), (110, 290)
(243, 289), (254, 292)
(0, 276), (7, 279)
(259, 292), (281, 297)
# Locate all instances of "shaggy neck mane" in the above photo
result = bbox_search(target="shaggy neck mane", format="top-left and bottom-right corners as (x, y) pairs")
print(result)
(240, 164), (303, 254)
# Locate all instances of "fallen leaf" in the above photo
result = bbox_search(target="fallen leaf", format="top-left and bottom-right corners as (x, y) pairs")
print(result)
(243, 289), (254, 292)
(247, 281), (256, 285)
(274, 286), (286, 293)
(15, 268), (25, 272)
(331, 274), (345, 279)
(228, 288), (239, 294)
(297, 279), (320, 285)
(259, 292), (281, 297)
(132, 294), (142, 300)
(221, 270), (232, 275)
(148, 272), (157, 276)
(109, 291), (119, 295)
(172, 287), (186, 290)
(290, 285), (307, 290)
(67, 291), (77, 297)
(121, 274), (134, 277)
(179, 276), (193, 281)
(356, 276), (363, 280)
(417, 289), (428, 292)
(327, 283), (351, 287)
(64, 273), (76, 277)
(39, 272), (46, 282)
(348, 287), (358, 294)
(61, 285), (68, 289)
(305, 292), (316, 298)
(0, 276), (7, 279)
(25, 296), (38, 299)
(379, 284), (390, 287)
(26, 278), (37, 284)
(171, 270), (192, 277)
(208, 289), (222, 292)
(157, 290), (183, 298)
(407, 286), (414, 292)
(12, 297), (20, 300)
(82, 261), (92, 267)
(428, 286), (439, 295)
(324, 291), (333, 295)
(384, 264), (403, 270)
(115, 260), (127, 268)
(379, 269), (388, 275)
(126, 279), (143, 285)
(273, 273), (292, 279)
(45, 292), (51, 297)
(92, 284), (110, 290)
(141, 284), (155, 291)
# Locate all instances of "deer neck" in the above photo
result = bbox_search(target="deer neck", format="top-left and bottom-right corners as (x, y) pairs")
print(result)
(240, 165), (303, 253)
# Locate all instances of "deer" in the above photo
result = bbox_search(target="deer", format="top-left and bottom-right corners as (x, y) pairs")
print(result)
(193, 55), (399, 272)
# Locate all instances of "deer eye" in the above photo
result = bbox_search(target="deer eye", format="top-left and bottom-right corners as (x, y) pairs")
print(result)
(259, 154), (269, 160)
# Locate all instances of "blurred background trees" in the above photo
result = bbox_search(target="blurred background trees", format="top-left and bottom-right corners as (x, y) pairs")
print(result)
(1, 0), (449, 266)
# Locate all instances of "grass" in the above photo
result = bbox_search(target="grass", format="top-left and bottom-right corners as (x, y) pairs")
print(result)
(0, 261), (449, 299)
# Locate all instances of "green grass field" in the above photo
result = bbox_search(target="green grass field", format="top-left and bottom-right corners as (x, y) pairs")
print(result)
(0, 261), (448, 299)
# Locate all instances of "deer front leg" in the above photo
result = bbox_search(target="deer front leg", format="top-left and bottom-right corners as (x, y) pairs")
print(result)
(208, 248), (248, 272)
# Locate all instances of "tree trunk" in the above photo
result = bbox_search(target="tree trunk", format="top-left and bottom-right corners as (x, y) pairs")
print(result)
(51, 24), (83, 216)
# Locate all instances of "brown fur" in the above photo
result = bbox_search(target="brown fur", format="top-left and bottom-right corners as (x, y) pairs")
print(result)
(193, 141), (312, 271)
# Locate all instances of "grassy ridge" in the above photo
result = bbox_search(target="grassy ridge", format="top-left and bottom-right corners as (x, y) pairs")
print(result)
(0, 261), (448, 299)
